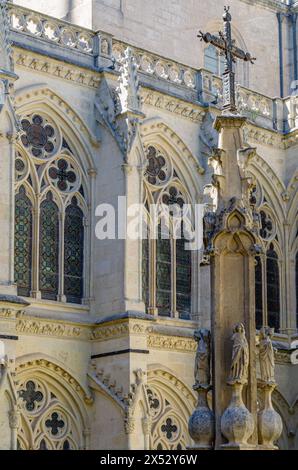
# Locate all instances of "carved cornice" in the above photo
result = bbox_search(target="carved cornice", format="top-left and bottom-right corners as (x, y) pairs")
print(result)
(141, 89), (205, 124)
(14, 48), (101, 89)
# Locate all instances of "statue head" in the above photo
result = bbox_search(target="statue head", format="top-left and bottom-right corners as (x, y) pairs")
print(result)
(194, 329), (211, 346)
(233, 322), (245, 335)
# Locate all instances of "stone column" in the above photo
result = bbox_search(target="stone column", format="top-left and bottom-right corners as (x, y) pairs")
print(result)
(207, 115), (259, 450)
(142, 416), (152, 450)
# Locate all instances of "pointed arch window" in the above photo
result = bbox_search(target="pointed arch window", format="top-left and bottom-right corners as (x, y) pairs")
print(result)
(266, 245), (280, 331)
(64, 197), (84, 304)
(39, 193), (59, 301)
(14, 113), (88, 305)
(142, 145), (194, 320)
(255, 244), (281, 331)
(15, 186), (33, 297)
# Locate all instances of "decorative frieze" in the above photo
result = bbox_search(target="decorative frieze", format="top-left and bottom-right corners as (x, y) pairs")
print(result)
(16, 317), (89, 340)
(142, 90), (205, 124)
(92, 321), (152, 341)
(147, 334), (197, 353)
(14, 50), (101, 89)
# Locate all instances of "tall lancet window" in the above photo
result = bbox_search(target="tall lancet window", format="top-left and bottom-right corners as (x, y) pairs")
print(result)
(253, 198), (281, 331)
(14, 113), (88, 305)
(142, 145), (194, 320)
(64, 197), (84, 304)
(39, 193), (59, 301)
(266, 244), (280, 331)
(15, 186), (33, 297)
(156, 223), (172, 316)
(255, 256), (263, 330)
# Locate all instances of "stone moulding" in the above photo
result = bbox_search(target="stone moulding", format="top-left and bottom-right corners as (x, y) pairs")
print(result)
(16, 358), (93, 405)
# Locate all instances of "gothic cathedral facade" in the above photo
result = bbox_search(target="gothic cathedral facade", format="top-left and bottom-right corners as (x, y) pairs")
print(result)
(0, 0), (297, 451)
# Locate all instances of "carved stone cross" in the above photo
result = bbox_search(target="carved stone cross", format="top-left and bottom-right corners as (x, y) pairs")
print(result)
(198, 6), (256, 113)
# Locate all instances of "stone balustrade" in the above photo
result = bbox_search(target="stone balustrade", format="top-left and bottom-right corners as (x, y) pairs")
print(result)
(8, 3), (95, 55)
(112, 40), (197, 90)
(7, 3), (298, 133)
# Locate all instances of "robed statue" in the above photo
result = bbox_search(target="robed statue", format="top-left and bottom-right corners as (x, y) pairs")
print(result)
(259, 327), (276, 385)
(228, 323), (249, 385)
(194, 329), (211, 389)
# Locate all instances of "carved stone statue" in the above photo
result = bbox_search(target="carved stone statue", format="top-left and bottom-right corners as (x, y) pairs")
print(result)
(259, 327), (276, 385)
(228, 323), (249, 385)
(194, 329), (211, 389)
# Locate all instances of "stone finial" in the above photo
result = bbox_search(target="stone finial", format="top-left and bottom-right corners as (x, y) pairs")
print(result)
(194, 329), (211, 390)
(117, 47), (142, 115)
(228, 323), (249, 386)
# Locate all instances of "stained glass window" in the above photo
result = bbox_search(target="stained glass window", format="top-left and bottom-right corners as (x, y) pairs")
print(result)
(64, 198), (84, 304)
(267, 246), (280, 331)
(39, 193), (59, 301)
(255, 256), (263, 329)
(15, 187), (32, 297)
(142, 237), (149, 310)
(296, 251), (298, 328)
(176, 236), (191, 320)
(156, 224), (171, 317)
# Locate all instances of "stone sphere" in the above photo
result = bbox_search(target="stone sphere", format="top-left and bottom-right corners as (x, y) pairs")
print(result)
(188, 406), (215, 449)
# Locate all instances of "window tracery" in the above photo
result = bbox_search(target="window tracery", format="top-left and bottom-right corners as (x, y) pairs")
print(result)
(252, 185), (281, 330)
(17, 376), (82, 451)
(142, 145), (193, 319)
(146, 386), (188, 450)
(14, 112), (88, 305)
